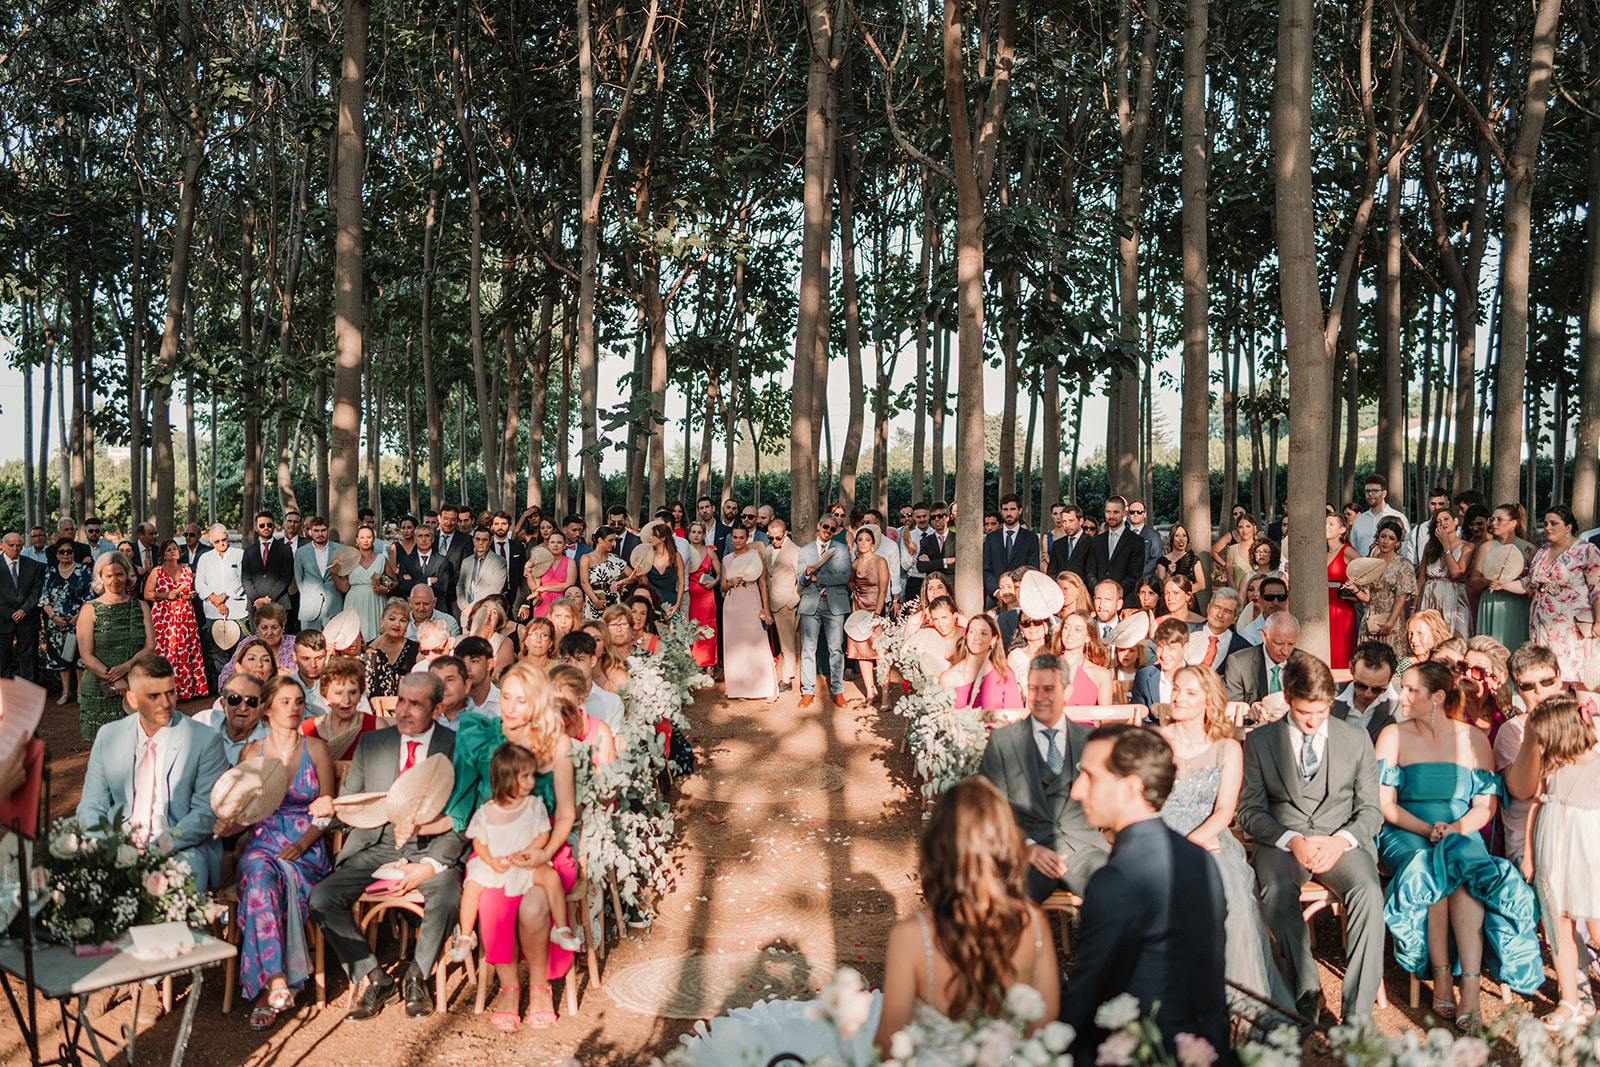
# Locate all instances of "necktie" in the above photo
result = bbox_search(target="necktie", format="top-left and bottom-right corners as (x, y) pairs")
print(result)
(419, 553), (429, 568)
(133, 737), (158, 843)
(7, 558), (16, 585)
(402, 740), (420, 775)
(261, 543), (269, 565)
(1300, 731), (1320, 779)
(1043, 728), (1064, 775)
(1202, 634), (1218, 668)
(1006, 529), (1015, 556)
(497, 540), (508, 562)
(1270, 663), (1282, 694)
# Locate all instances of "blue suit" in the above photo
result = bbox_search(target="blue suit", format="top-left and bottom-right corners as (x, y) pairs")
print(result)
(77, 713), (229, 893)
(294, 541), (345, 630)
(796, 538), (851, 696)
(1128, 666), (1166, 716)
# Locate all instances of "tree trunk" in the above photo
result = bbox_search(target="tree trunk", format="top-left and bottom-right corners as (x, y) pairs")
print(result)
(1574, 108), (1600, 528)
(912, 176), (930, 503)
(527, 285), (555, 510)
(837, 144), (865, 513)
(328, 0), (369, 542)
(1180, 0), (1211, 568)
(1378, 124), (1404, 497)
(421, 132), (447, 510)
(557, 296), (574, 513)
(1275, 0), (1331, 657)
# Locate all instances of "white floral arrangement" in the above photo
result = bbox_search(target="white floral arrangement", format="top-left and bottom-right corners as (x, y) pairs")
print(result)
(571, 622), (707, 912)
(1505, 1008), (1600, 1067)
(873, 617), (987, 800)
(40, 815), (214, 948)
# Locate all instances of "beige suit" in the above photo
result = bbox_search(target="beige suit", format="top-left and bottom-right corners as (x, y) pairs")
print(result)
(766, 539), (801, 681)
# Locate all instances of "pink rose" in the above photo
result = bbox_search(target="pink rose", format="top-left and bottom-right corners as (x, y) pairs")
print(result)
(143, 871), (169, 897)
(1096, 1031), (1140, 1066)
(1176, 1033), (1219, 1067)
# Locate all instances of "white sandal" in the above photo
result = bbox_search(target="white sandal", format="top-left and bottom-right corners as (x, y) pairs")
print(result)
(551, 926), (583, 951)
(1543, 999), (1594, 1032)
(448, 928), (478, 962)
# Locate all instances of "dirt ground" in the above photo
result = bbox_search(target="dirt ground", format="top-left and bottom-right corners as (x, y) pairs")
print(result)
(0, 677), (1556, 1066)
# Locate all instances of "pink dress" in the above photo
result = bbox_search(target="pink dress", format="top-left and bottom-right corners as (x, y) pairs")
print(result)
(687, 551), (718, 667)
(953, 667), (1024, 711)
(1065, 663), (1101, 708)
(1529, 540), (1600, 682)
(531, 557), (571, 617)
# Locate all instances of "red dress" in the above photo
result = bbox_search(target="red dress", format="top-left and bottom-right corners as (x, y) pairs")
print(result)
(1327, 550), (1357, 670)
(687, 550), (718, 667)
(152, 565), (207, 699)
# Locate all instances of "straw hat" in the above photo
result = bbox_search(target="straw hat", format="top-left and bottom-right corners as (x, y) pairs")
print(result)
(210, 618), (243, 652)
(844, 610), (876, 642)
(323, 609), (364, 652)
(526, 546), (555, 580)
(1258, 692), (1291, 723)
(629, 544), (654, 573)
(210, 757), (289, 826)
(1106, 612), (1151, 650)
(332, 791), (391, 830)
(387, 753), (456, 827)
(1482, 543), (1524, 585)
(1344, 557), (1389, 587)
(330, 545), (362, 576)
(724, 550), (764, 584)
(639, 519), (668, 545)
(1016, 571), (1065, 621)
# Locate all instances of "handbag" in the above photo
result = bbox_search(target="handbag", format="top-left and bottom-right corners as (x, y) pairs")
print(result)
(61, 633), (77, 662)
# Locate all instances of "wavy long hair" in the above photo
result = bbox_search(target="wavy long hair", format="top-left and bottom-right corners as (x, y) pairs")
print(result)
(1173, 664), (1233, 740)
(499, 662), (564, 767)
(919, 776), (1030, 1020)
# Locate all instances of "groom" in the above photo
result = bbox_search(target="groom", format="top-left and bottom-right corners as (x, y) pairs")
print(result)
(796, 514), (852, 708)
(1237, 653), (1384, 1023)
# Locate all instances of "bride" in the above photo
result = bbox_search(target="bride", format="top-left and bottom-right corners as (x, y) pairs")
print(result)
(874, 776), (1059, 1057)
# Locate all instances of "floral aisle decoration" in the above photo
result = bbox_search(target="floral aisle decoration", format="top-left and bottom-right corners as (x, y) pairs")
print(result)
(39, 814), (213, 950)
(1509, 1008), (1600, 1067)
(872, 615), (986, 799)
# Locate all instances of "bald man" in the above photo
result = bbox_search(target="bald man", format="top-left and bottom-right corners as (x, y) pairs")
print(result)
(194, 524), (248, 673)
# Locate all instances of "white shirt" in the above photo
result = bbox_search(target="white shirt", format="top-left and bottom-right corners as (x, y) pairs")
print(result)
(313, 542), (332, 572)
(284, 672), (329, 718)
(1187, 626), (1235, 668)
(405, 610), (462, 641)
(86, 539), (117, 561)
(1349, 504), (1407, 557)
(1333, 680), (1399, 732)
(467, 685), (502, 719)
(193, 545), (247, 620)
(191, 707), (269, 766)
(1029, 715), (1070, 768)
(585, 685), (624, 731)
(899, 526), (928, 572)
(1402, 518), (1433, 564)
(397, 727), (435, 777)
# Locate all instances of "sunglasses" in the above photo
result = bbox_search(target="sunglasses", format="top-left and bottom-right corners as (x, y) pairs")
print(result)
(1452, 662), (1488, 681)
(931, 513), (947, 520)
(1260, 593), (1287, 602)
(1021, 618), (1047, 629)
(1128, 508), (1145, 515)
(819, 523), (838, 533)
(1515, 676), (1560, 692)
(1352, 681), (1386, 694)
(223, 693), (261, 708)
(742, 514), (757, 521)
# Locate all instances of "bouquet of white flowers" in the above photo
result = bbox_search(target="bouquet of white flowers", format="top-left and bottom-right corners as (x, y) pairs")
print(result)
(39, 814), (213, 949)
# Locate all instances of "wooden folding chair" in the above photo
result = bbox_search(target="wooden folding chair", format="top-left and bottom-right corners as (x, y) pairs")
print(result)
(1299, 883), (1388, 1009)
(1040, 891), (1083, 953)
(1063, 704), (1144, 727)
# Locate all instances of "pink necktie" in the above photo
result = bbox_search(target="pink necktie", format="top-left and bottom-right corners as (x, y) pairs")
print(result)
(402, 740), (420, 775)
(262, 543), (269, 565)
(133, 738), (158, 842)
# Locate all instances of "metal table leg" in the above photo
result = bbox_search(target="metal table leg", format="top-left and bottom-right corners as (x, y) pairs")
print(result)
(71, 994), (109, 1067)
(168, 968), (202, 1067)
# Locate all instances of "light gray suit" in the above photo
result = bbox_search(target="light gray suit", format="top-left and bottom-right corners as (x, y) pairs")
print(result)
(78, 713), (229, 892)
(294, 541), (344, 630)
(766, 540), (802, 682)
(455, 550), (508, 626)
(1238, 715), (1384, 1019)
(796, 538), (851, 695)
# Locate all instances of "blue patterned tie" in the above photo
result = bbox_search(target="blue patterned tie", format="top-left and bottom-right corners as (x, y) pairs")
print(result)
(1043, 728), (1063, 775)
(1300, 731), (1320, 779)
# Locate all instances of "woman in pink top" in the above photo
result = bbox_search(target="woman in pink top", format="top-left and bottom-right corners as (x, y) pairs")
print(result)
(1057, 611), (1113, 707)
(939, 614), (1023, 722)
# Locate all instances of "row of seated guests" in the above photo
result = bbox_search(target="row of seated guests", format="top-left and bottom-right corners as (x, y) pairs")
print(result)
(973, 640), (1599, 1032)
(74, 634), (631, 1030)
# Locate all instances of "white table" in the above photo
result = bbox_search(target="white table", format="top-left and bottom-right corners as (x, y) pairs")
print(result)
(0, 930), (234, 1067)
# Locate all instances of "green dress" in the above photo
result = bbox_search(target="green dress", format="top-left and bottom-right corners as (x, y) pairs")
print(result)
(79, 598), (146, 740)
(1476, 542), (1531, 650)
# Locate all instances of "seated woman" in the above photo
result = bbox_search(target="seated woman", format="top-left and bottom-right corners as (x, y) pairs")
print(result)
(465, 597), (517, 679)
(1006, 611), (1056, 686)
(625, 593), (662, 654)
(1110, 642), (1144, 705)
(218, 603), (296, 685)
(1057, 612), (1113, 708)
(520, 618), (556, 672)
(223, 675), (335, 1030)
(301, 656), (378, 761)
(1156, 576), (1205, 630)
(1124, 575), (1163, 627)
(598, 605), (636, 691)
(231, 637), (281, 687)
(938, 614), (1023, 723)
(1055, 571), (1091, 622)
(546, 598), (581, 643)
(902, 573), (965, 635)
(444, 663), (578, 1030)
(362, 600), (420, 698)
(1400, 609), (1452, 675)
(1375, 661), (1543, 1027)
(874, 776), (1057, 1058)
(1159, 665), (1293, 1027)
(549, 663), (616, 766)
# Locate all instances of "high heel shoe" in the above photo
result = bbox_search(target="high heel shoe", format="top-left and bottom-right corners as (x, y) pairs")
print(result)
(1455, 971), (1481, 1029)
(1429, 964), (1456, 1019)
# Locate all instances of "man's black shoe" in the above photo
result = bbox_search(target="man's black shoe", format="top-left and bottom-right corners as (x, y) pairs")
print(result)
(402, 961), (434, 1018)
(345, 971), (397, 1021)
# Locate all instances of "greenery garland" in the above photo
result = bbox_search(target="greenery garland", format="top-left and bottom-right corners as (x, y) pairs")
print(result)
(872, 614), (987, 799)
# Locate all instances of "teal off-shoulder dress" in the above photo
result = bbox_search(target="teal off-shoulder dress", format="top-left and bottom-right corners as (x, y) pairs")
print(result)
(1377, 761), (1543, 993)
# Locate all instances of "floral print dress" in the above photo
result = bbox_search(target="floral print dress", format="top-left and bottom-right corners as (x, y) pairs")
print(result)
(1529, 539), (1600, 682)
(1360, 556), (1417, 659)
(40, 563), (92, 671)
(151, 565), (208, 699)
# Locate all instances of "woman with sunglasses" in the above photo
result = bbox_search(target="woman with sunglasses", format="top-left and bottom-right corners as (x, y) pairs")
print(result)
(1006, 610), (1055, 685)
(40, 537), (93, 705)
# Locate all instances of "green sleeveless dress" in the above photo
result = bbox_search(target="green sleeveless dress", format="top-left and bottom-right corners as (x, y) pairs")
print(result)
(79, 599), (145, 740)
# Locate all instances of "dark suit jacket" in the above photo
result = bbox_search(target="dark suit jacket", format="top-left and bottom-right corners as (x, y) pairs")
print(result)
(1086, 527), (1145, 601)
(1222, 646), (1311, 705)
(912, 530), (955, 577)
(978, 717), (1109, 890)
(1047, 532), (1091, 581)
(394, 548), (455, 604)
(336, 727), (467, 870)
(178, 543), (211, 567)
(1237, 715), (1382, 861)
(1128, 666), (1168, 713)
(490, 538), (528, 604)
(1331, 695), (1398, 745)
(241, 537), (294, 624)
(1058, 817), (1230, 1060)
(435, 530), (473, 574)
(0, 556), (44, 634)
(983, 526), (1041, 602)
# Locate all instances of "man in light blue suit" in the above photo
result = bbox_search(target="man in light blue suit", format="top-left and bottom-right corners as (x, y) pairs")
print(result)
(294, 516), (344, 631)
(77, 653), (229, 892)
(796, 515), (852, 707)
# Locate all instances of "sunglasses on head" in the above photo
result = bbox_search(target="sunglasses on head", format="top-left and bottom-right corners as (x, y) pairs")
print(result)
(224, 693), (261, 708)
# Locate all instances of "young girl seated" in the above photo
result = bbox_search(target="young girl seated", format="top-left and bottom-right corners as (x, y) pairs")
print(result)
(451, 742), (581, 962)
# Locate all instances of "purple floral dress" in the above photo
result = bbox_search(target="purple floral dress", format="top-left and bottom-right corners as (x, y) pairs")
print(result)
(238, 747), (331, 1001)
(1530, 539), (1600, 682)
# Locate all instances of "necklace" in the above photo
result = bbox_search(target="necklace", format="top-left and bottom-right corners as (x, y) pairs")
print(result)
(267, 732), (298, 763)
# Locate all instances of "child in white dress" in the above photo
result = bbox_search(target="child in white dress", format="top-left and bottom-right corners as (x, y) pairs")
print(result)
(1523, 694), (1600, 1030)
(450, 742), (581, 960)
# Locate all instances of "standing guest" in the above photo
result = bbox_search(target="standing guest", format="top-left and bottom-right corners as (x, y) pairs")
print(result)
(1469, 504), (1533, 650)
(1160, 665), (1296, 1023)
(1248, 537), (1283, 584)
(0, 532), (44, 682)
(1237, 654), (1384, 1023)
(939, 613), (1023, 720)
(1327, 510), (1360, 669)
(713, 498), (740, 557)
(308, 673), (463, 1021)
(363, 601), (420, 699)
(284, 630), (330, 717)
(873, 778), (1058, 1060)
(1375, 661), (1543, 1024)
(384, 515), (419, 591)
(1528, 505), (1600, 682)
(143, 538), (207, 700)
(177, 523), (208, 567)
(1416, 506), (1472, 640)
(1354, 519), (1416, 659)
(1332, 641), (1401, 742)
(1047, 504), (1091, 583)
(670, 501), (689, 535)
(983, 494), (1040, 607)
(898, 502), (931, 601)
(488, 511), (529, 604)
(721, 526), (775, 701)
(1205, 505), (1248, 583)
(1350, 473), (1409, 557)
(192, 672), (269, 765)
(195, 523), (247, 674)
(738, 504), (770, 546)
(76, 552), (154, 740)
(225, 675), (335, 1030)
(1216, 512), (1263, 592)
(846, 526), (889, 706)
(605, 505), (640, 563)
(1404, 487), (1455, 564)
(1498, 644), (1566, 864)
(765, 520), (801, 693)
(1057, 612), (1114, 707)
(521, 532), (571, 620)
(520, 618), (556, 672)
(401, 525), (455, 614)
(636, 520), (686, 615)
(404, 584), (461, 642)
(456, 528), (509, 629)
(55, 518), (91, 564)
(337, 526), (392, 641)
(293, 516), (343, 631)
(684, 523), (720, 668)
(23, 526), (49, 566)
(435, 505), (472, 574)
(77, 653), (228, 890)
(219, 603), (296, 685)
(797, 515), (852, 709)
(1087, 498), (1146, 605)
(129, 523), (161, 579)
(1059, 724), (1230, 1060)
(862, 510), (899, 603)
(41, 538), (92, 703)
(242, 511), (295, 628)
(577, 528), (629, 621)
(1124, 500), (1165, 576)
(301, 657), (377, 760)
(560, 515), (590, 562)
(911, 504), (957, 596)
(1155, 523), (1206, 596)
(81, 518), (116, 562)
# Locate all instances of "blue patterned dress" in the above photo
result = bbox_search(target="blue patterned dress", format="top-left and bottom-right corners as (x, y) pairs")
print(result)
(237, 747), (331, 1001)
(1378, 761), (1543, 993)
(40, 562), (92, 670)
